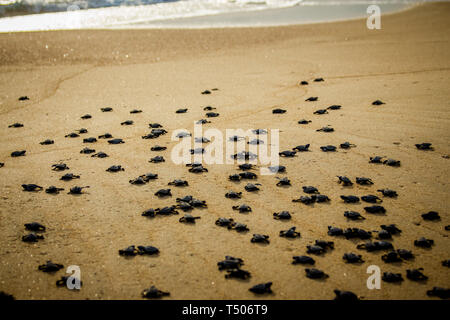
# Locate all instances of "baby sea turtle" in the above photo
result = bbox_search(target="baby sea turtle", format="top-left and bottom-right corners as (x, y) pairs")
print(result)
(327, 226), (344, 236)
(361, 195), (382, 203)
(168, 179), (188, 187)
(68, 186), (89, 194)
(248, 138), (264, 145)
(421, 211), (440, 221)
(268, 165), (286, 173)
(292, 196), (314, 204)
(225, 268), (251, 280)
(382, 272), (403, 283)
(206, 112), (219, 118)
(83, 137), (97, 143)
(225, 191), (242, 199)
(303, 186), (319, 194)
(52, 163), (69, 171)
(77, 128), (88, 134)
(190, 147), (205, 154)
(80, 147), (95, 154)
(120, 120), (134, 126)
(108, 138), (124, 144)
(149, 123), (163, 128)
(305, 268), (328, 279)
(203, 106), (216, 111)
(306, 97), (318, 102)
(357, 241), (393, 252)
(414, 237), (434, 248)
(179, 214), (201, 223)
(176, 108), (188, 114)
(8, 122), (24, 128)
(119, 245), (139, 256)
(372, 100), (385, 105)
(154, 189), (172, 197)
(320, 145), (336, 152)
(149, 156), (165, 163)
(337, 176), (353, 186)
(11, 150), (26, 157)
(252, 129), (267, 135)
(383, 158), (401, 167)
(106, 165), (124, 172)
(340, 195), (360, 203)
(80, 114), (92, 119)
(376, 230), (392, 240)
(292, 256), (315, 265)
(415, 143), (433, 150)
(340, 142), (356, 149)
(218, 256), (244, 270)
(142, 286), (170, 299)
(176, 202), (193, 212)
(231, 223), (249, 232)
(216, 218), (234, 227)
(300, 80), (308, 85)
(406, 268), (428, 281)
(426, 287), (450, 299)
(130, 177), (146, 185)
(238, 163), (256, 171)
(22, 184), (43, 192)
(313, 109), (328, 115)
(344, 228), (372, 240)
(45, 186), (64, 194)
(298, 119), (311, 125)
(40, 139), (54, 145)
(334, 290), (359, 301)
(195, 137), (211, 143)
(188, 165), (208, 173)
(239, 172), (257, 179)
(306, 245), (325, 255)
(279, 226), (300, 238)
(245, 183), (261, 192)
(344, 211), (365, 220)
(377, 189), (398, 197)
(60, 173), (80, 181)
(273, 211), (291, 220)
(292, 144), (310, 152)
(279, 150), (296, 157)
(130, 109), (142, 114)
(381, 251), (402, 263)
(98, 133), (113, 139)
(22, 233), (44, 242)
(38, 261), (64, 272)
(92, 152), (108, 158)
(356, 177), (373, 185)
(18, 96), (29, 101)
(101, 107), (113, 112)
(276, 177), (291, 186)
(251, 234), (270, 244)
(25, 222), (46, 232)
(364, 205), (386, 214)
(381, 224), (402, 235)
(327, 105), (342, 110)
(343, 253), (364, 263)
(316, 126), (334, 132)
(196, 119), (211, 124)
(56, 276), (82, 288)
(369, 156), (384, 163)
(232, 204), (252, 213)
(314, 78), (324, 82)
(272, 108), (286, 114)
(249, 282), (272, 294)
(231, 151), (257, 160)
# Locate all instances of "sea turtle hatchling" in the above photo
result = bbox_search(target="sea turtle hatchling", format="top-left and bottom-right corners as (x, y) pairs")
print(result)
(303, 186), (319, 194)
(11, 150), (26, 157)
(251, 234), (270, 244)
(51, 163), (69, 171)
(142, 286), (170, 299)
(313, 109), (328, 115)
(292, 144), (310, 152)
(22, 233), (44, 242)
(426, 287), (450, 299)
(81, 114), (92, 119)
(380, 224), (402, 235)
(98, 133), (113, 139)
(80, 147), (95, 154)
(225, 191), (242, 199)
(406, 268), (428, 281)
(101, 107), (113, 112)
(108, 138), (125, 144)
(369, 156), (384, 163)
(414, 237), (434, 248)
(24, 222), (46, 232)
(45, 186), (64, 194)
(292, 256), (315, 265)
(377, 189), (398, 197)
(382, 272), (404, 283)
(244, 183), (261, 192)
(381, 251), (402, 263)
(154, 189), (172, 197)
(327, 105), (342, 110)
(356, 241), (393, 252)
(60, 173), (80, 181)
(91, 152), (108, 158)
(356, 177), (373, 185)
(215, 218), (234, 228)
(361, 195), (382, 203)
(340, 195), (360, 203)
(344, 211), (365, 220)
(364, 205), (386, 214)
(151, 145), (167, 151)
(249, 282), (272, 294)
(130, 109), (142, 114)
(40, 139), (54, 145)
(168, 179), (189, 187)
(179, 214), (201, 223)
(343, 253), (364, 263)
(188, 165), (208, 173)
(268, 165), (286, 173)
(337, 176), (353, 186)
(372, 100), (385, 105)
(279, 227), (300, 238)
(22, 184), (43, 192)
(279, 150), (297, 157)
(305, 268), (329, 279)
(273, 211), (292, 220)
(320, 145), (336, 152)
(120, 120), (134, 126)
(205, 112), (220, 118)
(68, 186), (89, 194)
(106, 165), (124, 172)
(306, 97), (318, 102)
(333, 290), (359, 301)
(232, 204), (252, 213)
(383, 158), (401, 167)
(421, 211), (440, 221)
(225, 268), (251, 280)
(8, 123), (24, 128)
(38, 261), (64, 273)
(272, 108), (286, 114)
(276, 177), (291, 186)
(415, 143), (433, 150)
(218, 256), (244, 270)
(149, 156), (165, 163)
(298, 119), (311, 125)
(316, 126), (334, 132)
(340, 142), (356, 149)
(176, 108), (188, 114)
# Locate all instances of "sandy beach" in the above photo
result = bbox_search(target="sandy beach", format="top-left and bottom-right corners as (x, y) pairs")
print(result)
(0, 2), (449, 300)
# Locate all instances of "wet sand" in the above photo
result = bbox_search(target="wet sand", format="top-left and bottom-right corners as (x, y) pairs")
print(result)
(0, 3), (449, 300)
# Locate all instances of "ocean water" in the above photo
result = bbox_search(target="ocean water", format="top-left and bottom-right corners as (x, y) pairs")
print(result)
(0, 0), (442, 32)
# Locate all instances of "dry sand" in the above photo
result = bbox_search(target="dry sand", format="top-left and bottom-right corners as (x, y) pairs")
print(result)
(0, 3), (449, 300)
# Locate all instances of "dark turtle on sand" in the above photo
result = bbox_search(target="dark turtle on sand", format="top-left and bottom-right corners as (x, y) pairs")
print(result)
(279, 150), (296, 157)
(292, 195), (315, 204)
(98, 133), (113, 139)
(320, 145), (336, 152)
(176, 195), (194, 203)
(421, 211), (440, 221)
(356, 177), (373, 185)
(252, 129), (268, 135)
(218, 256), (244, 270)
(315, 240), (334, 251)
(251, 234), (270, 244)
(279, 226), (300, 238)
(45, 186), (64, 194)
(313, 109), (328, 115)
(156, 206), (179, 216)
(11, 150), (26, 157)
(195, 137), (211, 143)
(56, 276), (82, 288)
(249, 282), (272, 294)
(239, 172), (257, 179)
(268, 165), (286, 173)
(364, 205), (386, 214)
(372, 100), (385, 105)
(81, 114), (92, 119)
(361, 195), (382, 203)
(337, 176), (353, 186)
(232, 151), (257, 160)
(426, 287), (450, 299)
(108, 138), (125, 144)
(149, 156), (165, 163)
(40, 139), (54, 145)
(315, 194), (331, 202)
(415, 143), (433, 150)
(119, 245), (139, 256)
(175, 131), (191, 139)
(317, 126), (334, 132)
(343, 228), (372, 240)
(245, 183), (261, 192)
(344, 211), (365, 220)
(101, 107), (113, 112)
(376, 230), (392, 240)
(343, 253), (364, 263)
(292, 256), (315, 265)
(38, 261), (64, 272)
(60, 173), (80, 181)
(196, 119), (211, 124)
(142, 133), (158, 139)
(238, 163), (256, 171)
(327, 226), (344, 236)
(300, 81), (308, 85)
(201, 90), (211, 95)
(305, 268), (328, 279)
(130, 177), (147, 185)
(276, 177), (291, 186)
(377, 189), (398, 197)
(381, 224), (402, 235)
(314, 78), (324, 82)
(298, 119), (311, 124)
(357, 241), (393, 252)
(190, 147), (205, 154)
(176, 108), (188, 114)
(68, 186), (89, 194)
(225, 191), (242, 199)
(340, 142), (356, 149)
(397, 249), (414, 260)
(272, 108), (286, 114)
(369, 156), (384, 163)
(25, 222), (46, 232)
(334, 290), (359, 301)
(130, 109), (142, 114)
(203, 106), (216, 111)
(306, 97), (318, 102)
(215, 218), (234, 227)
(206, 112), (219, 118)
(9, 122), (24, 128)
(80, 147), (95, 154)
(225, 268), (251, 280)
(303, 186), (319, 194)
(121, 120), (134, 125)
(273, 211), (291, 220)
(92, 152), (108, 158)
(231, 223), (249, 232)
(22, 184), (43, 192)
(232, 204), (252, 213)
(179, 214), (201, 223)
(18, 96), (29, 101)
(442, 260), (450, 268)
(77, 128), (88, 134)
(381, 251), (402, 263)
(382, 272), (403, 283)
(22, 233), (44, 242)
(142, 286), (170, 299)
(149, 123), (163, 128)
(176, 202), (193, 212)
(406, 268), (428, 281)
(106, 165), (124, 172)
(414, 237), (434, 248)
(293, 144), (310, 152)
(189, 165), (208, 173)
(154, 189), (172, 197)
(0, 163), (4, 168)
(248, 138), (264, 145)
(383, 158), (401, 167)
(52, 163), (69, 171)
(327, 105), (341, 110)
(306, 244), (326, 255)
(168, 179), (188, 187)
(340, 195), (360, 203)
